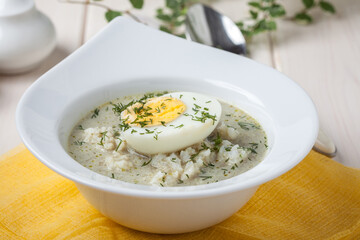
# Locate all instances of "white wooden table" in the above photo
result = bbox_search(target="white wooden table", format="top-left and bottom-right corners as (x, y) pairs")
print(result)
(1, 0), (359, 167)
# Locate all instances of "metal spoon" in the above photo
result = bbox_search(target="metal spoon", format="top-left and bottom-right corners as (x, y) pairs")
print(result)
(185, 3), (246, 55)
(185, 3), (337, 157)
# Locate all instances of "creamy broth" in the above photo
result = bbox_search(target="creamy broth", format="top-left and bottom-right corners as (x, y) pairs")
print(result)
(68, 92), (267, 187)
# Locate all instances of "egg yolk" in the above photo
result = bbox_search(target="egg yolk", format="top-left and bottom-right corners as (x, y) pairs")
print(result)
(121, 96), (186, 127)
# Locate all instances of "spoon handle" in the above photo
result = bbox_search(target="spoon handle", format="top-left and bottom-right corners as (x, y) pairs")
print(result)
(313, 128), (337, 157)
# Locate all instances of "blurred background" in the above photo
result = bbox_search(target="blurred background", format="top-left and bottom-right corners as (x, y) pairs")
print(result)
(0, 0), (359, 167)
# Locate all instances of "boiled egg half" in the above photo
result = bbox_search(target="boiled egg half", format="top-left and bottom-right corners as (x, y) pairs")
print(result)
(121, 92), (221, 154)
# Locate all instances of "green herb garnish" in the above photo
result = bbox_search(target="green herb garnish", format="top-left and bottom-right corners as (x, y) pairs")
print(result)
(238, 122), (260, 130)
(194, 103), (201, 109)
(145, 129), (154, 134)
(74, 140), (85, 146)
(211, 133), (222, 152)
(91, 108), (100, 118)
(115, 138), (123, 151)
(200, 176), (212, 180)
(141, 158), (152, 167)
(225, 147), (232, 151)
(98, 131), (107, 146)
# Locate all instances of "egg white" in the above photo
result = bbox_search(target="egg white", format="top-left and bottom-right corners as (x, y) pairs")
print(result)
(121, 92), (222, 155)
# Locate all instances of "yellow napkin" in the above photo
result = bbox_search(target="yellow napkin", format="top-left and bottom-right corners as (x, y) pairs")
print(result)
(0, 145), (359, 240)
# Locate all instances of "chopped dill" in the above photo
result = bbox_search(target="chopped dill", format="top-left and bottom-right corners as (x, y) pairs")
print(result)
(238, 122), (260, 131)
(211, 133), (222, 152)
(91, 108), (100, 118)
(226, 125), (237, 130)
(153, 132), (160, 140)
(98, 131), (107, 146)
(194, 103), (201, 109)
(190, 152), (199, 162)
(225, 147), (232, 151)
(119, 120), (130, 131)
(145, 129), (154, 134)
(200, 176), (212, 180)
(115, 138), (123, 151)
(200, 142), (209, 150)
(141, 158), (152, 167)
(248, 148), (258, 154)
(74, 140), (85, 146)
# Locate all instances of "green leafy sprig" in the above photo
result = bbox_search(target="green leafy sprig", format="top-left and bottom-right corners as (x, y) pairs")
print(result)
(154, 0), (335, 40)
(61, 0), (144, 22)
(63, 0), (336, 43)
(236, 0), (286, 39)
(236, 0), (335, 39)
(293, 0), (336, 24)
(155, 0), (197, 37)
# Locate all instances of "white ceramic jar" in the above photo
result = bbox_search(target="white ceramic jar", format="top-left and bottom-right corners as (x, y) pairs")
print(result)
(0, 0), (56, 74)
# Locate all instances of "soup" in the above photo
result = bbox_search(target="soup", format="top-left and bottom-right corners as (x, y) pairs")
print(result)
(68, 91), (267, 186)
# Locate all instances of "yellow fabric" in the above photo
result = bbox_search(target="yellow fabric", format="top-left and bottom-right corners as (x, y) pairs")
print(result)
(0, 145), (359, 240)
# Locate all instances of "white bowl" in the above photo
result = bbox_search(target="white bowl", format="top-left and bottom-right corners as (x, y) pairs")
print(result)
(16, 18), (318, 234)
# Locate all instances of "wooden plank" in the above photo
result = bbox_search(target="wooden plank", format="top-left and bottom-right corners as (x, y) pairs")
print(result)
(273, 1), (360, 167)
(0, 0), (86, 154)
